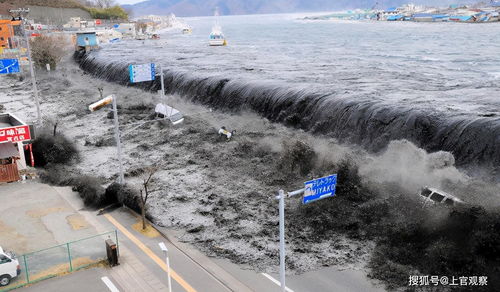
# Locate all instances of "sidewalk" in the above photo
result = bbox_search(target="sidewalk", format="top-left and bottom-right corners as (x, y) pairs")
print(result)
(53, 186), (170, 292)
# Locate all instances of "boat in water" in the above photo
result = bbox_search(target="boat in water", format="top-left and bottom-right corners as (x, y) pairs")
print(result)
(209, 8), (227, 46)
(209, 26), (226, 46)
(182, 27), (192, 34)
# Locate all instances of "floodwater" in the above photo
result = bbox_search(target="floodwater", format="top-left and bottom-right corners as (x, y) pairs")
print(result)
(82, 14), (500, 175)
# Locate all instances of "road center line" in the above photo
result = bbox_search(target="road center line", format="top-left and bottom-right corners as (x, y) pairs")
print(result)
(101, 276), (120, 292)
(104, 213), (197, 292)
(261, 273), (295, 292)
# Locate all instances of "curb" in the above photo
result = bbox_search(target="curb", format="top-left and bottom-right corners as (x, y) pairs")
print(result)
(122, 207), (253, 292)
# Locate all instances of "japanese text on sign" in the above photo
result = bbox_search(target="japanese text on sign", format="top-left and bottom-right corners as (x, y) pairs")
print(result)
(129, 63), (155, 83)
(0, 59), (20, 74)
(303, 174), (337, 204)
(0, 125), (31, 143)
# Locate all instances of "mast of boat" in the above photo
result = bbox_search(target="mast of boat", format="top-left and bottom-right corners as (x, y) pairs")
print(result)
(213, 6), (220, 31)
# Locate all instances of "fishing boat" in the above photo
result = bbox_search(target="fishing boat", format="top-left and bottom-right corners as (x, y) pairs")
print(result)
(182, 27), (192, 34)
(209, 8), (227, 46)
(209, 26), (226, 46)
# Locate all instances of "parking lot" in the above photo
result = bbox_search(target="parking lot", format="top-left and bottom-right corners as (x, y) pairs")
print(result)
(0, 181), (103, 290)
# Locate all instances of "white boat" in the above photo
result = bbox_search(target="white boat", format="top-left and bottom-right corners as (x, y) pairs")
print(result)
(182, 27), (192, 34)
(209, 25), (226, 46)
(209, 8), (226, 46)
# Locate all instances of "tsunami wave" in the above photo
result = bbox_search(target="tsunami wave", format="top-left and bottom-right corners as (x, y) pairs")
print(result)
(76, 52), (500, 177)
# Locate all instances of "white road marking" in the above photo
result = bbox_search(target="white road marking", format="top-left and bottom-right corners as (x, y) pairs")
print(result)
(101, 276), (120, 292)
(261, 273), (295, 292)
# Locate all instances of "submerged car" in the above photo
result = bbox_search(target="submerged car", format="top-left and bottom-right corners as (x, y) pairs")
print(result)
(418, 187), (465, 207)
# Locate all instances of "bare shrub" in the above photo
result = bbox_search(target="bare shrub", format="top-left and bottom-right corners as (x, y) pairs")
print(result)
(30, 35), (68, 70)
(70, 176), (106, 207)
(105, 182), (141, 213)
(277, 140), (317, 176)
(32, 130), (79, 167)
(38, 166), (73, 186)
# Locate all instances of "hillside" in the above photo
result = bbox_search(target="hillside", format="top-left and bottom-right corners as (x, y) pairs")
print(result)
(0, 0), (84, 16)
(0, 0), (128, 22)
(123, 0), (473, 17)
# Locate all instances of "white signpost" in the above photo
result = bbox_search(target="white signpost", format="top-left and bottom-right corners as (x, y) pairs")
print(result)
(275, 174), (338, 292)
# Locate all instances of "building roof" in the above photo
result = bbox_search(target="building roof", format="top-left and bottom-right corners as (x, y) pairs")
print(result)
(0, 113), (24, 128)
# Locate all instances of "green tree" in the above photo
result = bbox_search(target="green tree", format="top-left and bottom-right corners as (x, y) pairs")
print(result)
(87, 5), (128, 20)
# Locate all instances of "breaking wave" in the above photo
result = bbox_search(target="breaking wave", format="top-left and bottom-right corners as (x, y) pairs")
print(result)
(76, 52), (500, 178)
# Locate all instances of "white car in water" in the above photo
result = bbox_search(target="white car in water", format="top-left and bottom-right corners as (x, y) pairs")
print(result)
(418, 187), (465, 207)
(0, 246), (21, 286)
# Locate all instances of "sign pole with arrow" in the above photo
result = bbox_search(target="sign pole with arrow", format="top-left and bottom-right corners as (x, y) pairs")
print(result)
(275, 174), (338, 292)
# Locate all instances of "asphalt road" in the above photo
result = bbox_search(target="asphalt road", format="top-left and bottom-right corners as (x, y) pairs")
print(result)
(18, 268), (123, 292)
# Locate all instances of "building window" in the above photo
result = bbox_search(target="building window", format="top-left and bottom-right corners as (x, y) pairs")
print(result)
(0, 37), (4, 41)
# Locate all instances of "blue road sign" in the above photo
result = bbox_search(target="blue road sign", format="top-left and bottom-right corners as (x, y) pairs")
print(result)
(303, 174), (337, 204)
(0, 59), (20, 74)
(129, 63), (155, 83)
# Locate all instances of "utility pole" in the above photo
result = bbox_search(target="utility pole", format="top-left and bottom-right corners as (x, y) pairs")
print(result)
(10, 8), (42, 124)
(112, 95), (125, 184)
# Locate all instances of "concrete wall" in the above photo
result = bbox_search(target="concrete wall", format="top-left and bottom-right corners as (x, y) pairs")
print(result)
(27, 6), (92, 26)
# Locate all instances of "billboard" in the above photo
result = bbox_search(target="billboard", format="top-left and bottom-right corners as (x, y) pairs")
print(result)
(0, 125), (32, 143)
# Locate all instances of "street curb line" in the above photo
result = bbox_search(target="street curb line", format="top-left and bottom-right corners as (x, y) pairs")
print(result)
(123, 207), (253, 292)
(104, 213), (196, 292)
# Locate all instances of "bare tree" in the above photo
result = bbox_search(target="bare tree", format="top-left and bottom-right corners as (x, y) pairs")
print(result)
(95, 0), (116, 8)
(77, 0), (97, 7)
(139, 165), (160, 230)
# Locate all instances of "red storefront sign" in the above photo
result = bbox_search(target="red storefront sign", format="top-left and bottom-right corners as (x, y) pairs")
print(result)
(0, 125), (31, 143)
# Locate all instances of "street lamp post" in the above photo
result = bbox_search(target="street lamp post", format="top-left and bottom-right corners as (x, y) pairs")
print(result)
(10, 8), (42, 124)
(88, 94), (125, 184)
(159, 242), (172, 292)
(111, 95), (125, 184)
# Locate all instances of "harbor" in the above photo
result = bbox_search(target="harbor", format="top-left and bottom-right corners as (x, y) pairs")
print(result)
(304, 2), (500, 23)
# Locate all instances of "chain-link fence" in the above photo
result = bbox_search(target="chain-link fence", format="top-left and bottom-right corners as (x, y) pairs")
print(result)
(0, 230), (118, 291)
